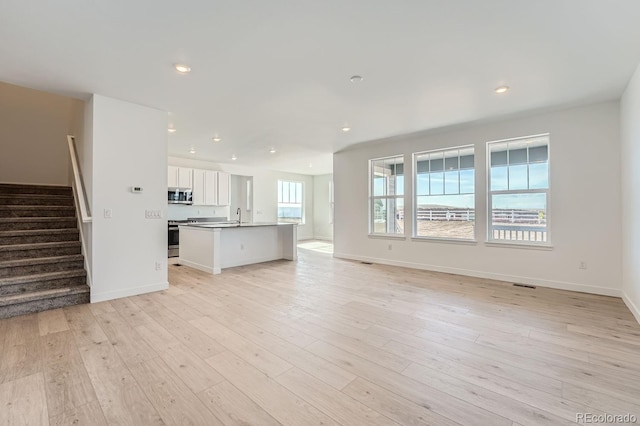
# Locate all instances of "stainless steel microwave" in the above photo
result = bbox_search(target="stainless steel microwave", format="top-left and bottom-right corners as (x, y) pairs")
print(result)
(168, 189), (193, 204)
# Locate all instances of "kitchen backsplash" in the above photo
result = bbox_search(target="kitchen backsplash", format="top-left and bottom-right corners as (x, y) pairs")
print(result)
(168, 204), (231, 221)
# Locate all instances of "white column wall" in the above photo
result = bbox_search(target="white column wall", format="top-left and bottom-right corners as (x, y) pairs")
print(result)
(334, 101), (622, 296)
(76, 96), (94, 282)
(621, 64), (640, 323)
(90, 95), (168, 302)
(313, 173), (334, 241)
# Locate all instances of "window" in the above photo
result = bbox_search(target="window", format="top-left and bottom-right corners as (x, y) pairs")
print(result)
(414, 146), (475, 240)
(488, 134), (550, 244)
(370, 155), (404, 235)
(278, 180), (304, 224)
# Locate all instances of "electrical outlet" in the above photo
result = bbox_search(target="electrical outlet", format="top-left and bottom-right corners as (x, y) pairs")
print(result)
(240, 244), (244, 250)
(579, 261), (587, 270)
(155, 261), (162, 271)
(388, 244), (392, 251)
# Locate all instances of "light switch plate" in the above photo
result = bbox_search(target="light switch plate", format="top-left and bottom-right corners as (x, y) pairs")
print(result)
(104, 208), (113, 219)
(145, 209), (162, 219)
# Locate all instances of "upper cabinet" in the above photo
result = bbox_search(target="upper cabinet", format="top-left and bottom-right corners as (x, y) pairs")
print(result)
(168, 166), (178, 187)
(217, 171), (231, 206)
(193, 169), (217, 206)
(178, 167), (192, 188)
(191, 169), (230, 206)
(168, 166), (193, 189)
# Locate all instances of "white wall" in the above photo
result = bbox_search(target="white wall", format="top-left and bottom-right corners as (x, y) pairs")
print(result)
(168, 157), (315, 240)
(75, 96), (94, 281)
(334, 102), (622, 296)
(0, 81), (84, 185)
(91, 95), (168, 302)
(313, 174), (334, 240)
(230, 175), (253, 224)
(621, 64), (640, 323)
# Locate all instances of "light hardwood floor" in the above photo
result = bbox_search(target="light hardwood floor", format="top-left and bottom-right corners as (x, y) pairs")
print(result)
(1, 245), (640, 425)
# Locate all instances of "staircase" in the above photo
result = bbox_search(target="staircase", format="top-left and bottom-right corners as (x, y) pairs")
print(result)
(0, 183), (90, 319)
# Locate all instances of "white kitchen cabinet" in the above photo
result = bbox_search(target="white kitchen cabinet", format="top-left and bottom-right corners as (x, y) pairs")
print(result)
(167, 165), (179, 188)
(192, 169), (218, 206)
(178, 167), (193, 188)
(205, 170), (218, 205)
(192, 169), (205, 205)
(173, 167), (229, 205)
(168, 166), (193, 189)
(217, 171), (231, 206)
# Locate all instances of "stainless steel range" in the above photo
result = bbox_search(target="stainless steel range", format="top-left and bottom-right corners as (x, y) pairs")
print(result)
(168, 220), (187, 258)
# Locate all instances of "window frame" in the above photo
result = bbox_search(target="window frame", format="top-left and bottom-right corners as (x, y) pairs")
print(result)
(486, 134), (551, 247)
(277, 180), (305, 225)
(412, 144), (476, 242)
(369, 154), (406, 237)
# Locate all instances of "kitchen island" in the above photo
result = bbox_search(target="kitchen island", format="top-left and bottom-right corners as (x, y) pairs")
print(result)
(178, 223), (297, 274)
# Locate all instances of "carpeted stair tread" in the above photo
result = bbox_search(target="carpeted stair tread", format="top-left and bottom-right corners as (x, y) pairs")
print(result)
(0, 285), (89, 307)
(0, 217), (78, 231)
(0, 192), (72, 197)
(0, 254), (84, 268)
(0, 228), (79, 238)
(0, 269), (86, 296)
(0, 183), (72, 196)
(0, 205), (76, 211)
(0, 228), (79, 235)
(0, 269), (86, 286)
(0, 206), (76, 218)
(0, 241), (81, 252)
(0, 217), (77, 223)
(0, 194), (74, 206)
(0, 194), (73, 200)
(0, 228), (80, 245)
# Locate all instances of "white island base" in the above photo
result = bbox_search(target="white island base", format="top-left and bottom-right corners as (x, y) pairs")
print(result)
(178, 223), (297, 274)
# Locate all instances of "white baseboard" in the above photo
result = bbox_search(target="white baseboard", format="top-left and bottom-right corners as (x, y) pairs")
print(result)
(333, 252), (622, 297)
(178, 258), (215, 274)
(223, 255), (288, 269)
(312, 236), (333, 242)
(90, 281), (169, 303)
(623, 292), (640, 324)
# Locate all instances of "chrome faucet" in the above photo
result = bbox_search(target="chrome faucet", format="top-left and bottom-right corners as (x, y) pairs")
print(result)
(237, 207), (242, 225)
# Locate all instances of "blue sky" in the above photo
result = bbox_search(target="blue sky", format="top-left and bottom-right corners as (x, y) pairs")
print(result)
(374, 163), (548, 210)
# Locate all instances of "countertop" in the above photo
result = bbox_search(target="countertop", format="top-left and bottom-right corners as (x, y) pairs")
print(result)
(179, 222), (294, 229)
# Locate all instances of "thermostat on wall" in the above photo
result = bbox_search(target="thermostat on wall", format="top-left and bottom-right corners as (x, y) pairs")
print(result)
(130, 186), (143, 193)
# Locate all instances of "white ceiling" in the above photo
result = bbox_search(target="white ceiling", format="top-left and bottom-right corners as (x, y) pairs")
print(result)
(2, 1), (640, 175)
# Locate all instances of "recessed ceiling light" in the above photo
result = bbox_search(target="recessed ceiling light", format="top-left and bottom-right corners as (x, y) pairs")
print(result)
(231, 155), (237, 161)
(269, 148), (276, 154)
(495, 85), (510, 94)
(212, 136), (221, 142)
(189, 148), (196, 154)
(168, 128), (176, 133)
(174, 64), (191, 73)
(308, 163), (313, 168)
(341, 126), (351, 132)
(350, 75), (363, 83)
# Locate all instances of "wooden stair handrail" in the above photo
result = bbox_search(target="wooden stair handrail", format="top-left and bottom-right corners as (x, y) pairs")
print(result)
(67, 135), (92, 223)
